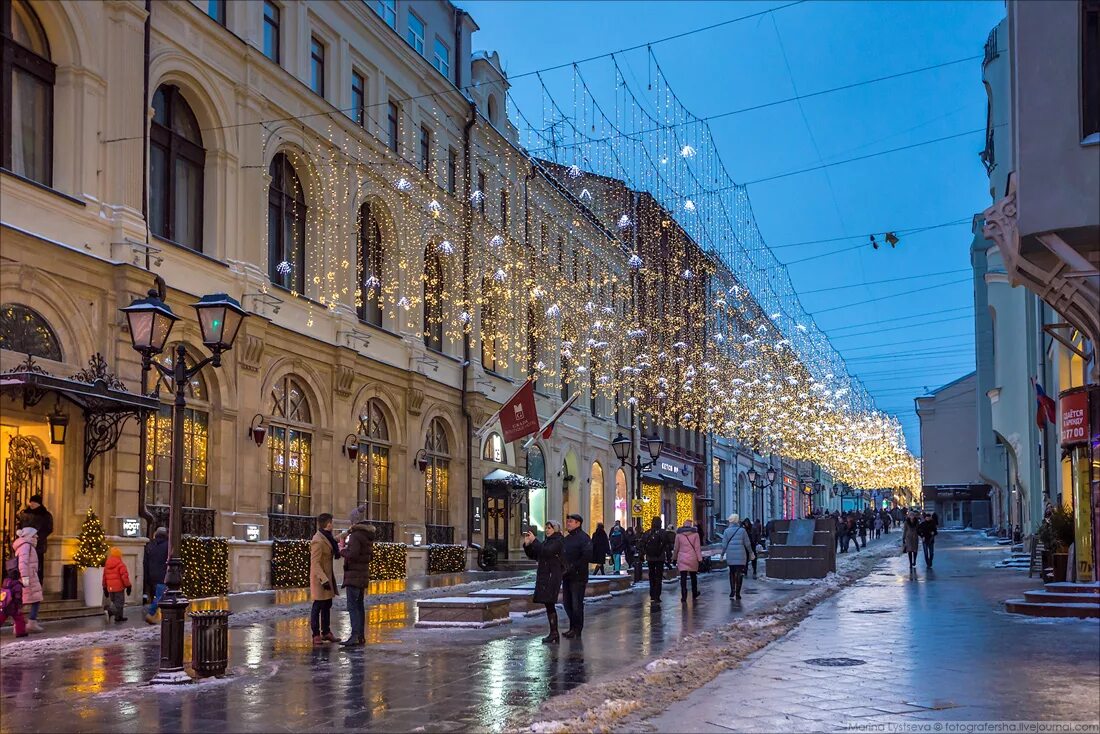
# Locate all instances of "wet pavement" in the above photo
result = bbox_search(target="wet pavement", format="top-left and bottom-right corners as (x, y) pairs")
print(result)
(0, 563), (807, 732)
(648, 531), (1100, 732)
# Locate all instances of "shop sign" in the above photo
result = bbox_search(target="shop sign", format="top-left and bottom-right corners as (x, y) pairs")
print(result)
(782, 475), (798, 490)
(1060, 390), (1089, 446)
(119, 518), (141, 537)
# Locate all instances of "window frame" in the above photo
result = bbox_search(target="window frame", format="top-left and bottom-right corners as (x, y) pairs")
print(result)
(309, 35), (326, 97)
(267, 153), (307, 293)
(446, 148), (457, 194)
(406, 10), (425, 55)
(206, 0), (226, 26)
(500, 189), (508, 232)
(357, 201), (384, 327)
(419, 124), (431, 175)
(149, 84), (206, 251)
(350, 70), (365, 126)
(0, 303), (62, 361)
(1, 0), (55, 186)
(432, 37), (450, 79)
(387, 100), (399, 153)
(1084, 0), (1100, 140)
(424, 418), (451, 528)
(477, 170), (486, 216)
(262, 1), (281, 64)
(423, 247), (444, 351)
(146, 351), (210, 508)
(356, 398), (391, 521)
(268, 376), (314, 517)
(373, 0), (396, 28)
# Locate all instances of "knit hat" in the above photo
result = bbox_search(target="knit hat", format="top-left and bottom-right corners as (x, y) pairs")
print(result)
(16, 526), (36, 539)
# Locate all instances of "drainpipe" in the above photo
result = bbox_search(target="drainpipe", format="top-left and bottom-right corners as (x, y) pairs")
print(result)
(460, 100), (476, 549)
(453, 9), (465, 88)
(137, 0), (155, 538)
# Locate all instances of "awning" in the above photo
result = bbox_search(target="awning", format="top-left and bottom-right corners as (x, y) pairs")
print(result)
(483, 468), (546, 489)
(2, 354), (160, 491)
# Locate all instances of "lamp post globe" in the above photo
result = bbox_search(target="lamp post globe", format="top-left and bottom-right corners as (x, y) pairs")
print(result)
(121, 294), (178, 357)
(766, 467), (777, 484)
(192, 293), (247, 355)
(612, 432), (631, 464)
(747, 468), (757, 485)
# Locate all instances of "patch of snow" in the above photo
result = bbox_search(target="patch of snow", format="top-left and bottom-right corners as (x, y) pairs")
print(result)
(644, 658), (679, 672)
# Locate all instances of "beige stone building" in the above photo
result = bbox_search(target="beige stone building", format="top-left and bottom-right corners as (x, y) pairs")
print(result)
(0, 0), (633, 595)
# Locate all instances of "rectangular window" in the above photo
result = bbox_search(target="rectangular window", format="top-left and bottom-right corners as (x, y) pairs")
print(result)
(374, 0), (396, 28)
(1084, 0), (1100, 139)
(406, 11), (425, 54)
(477, 171), (486, 215)
(262, 1), (280, 64)
(387, 101), (399, 153)
(433, 38), (451, 79)
(446, 148), (457, 194)
(500, 190), (509, 231)
(420, 126), (431, 174)
(310, 36), (325, 97)
(351, 71), (365, 126)
(207, 0), (226, 25)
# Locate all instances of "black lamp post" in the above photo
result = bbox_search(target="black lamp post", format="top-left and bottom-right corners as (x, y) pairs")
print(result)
(613, 429), (662, 582)
(746, 466), (777, 522)
(121, 286), (246, 684)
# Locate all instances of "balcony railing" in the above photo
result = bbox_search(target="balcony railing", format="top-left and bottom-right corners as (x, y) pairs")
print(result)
(148, 505), (215, 537)
(268, 513), (315, 540)
(426, 524), (455, 545)
(983, 26), (999, 67)
(371, 521), (395, 543)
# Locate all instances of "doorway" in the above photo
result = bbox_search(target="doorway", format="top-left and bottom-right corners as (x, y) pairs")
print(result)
(484, 486), (509, 559)
(2, 431), (46, 567)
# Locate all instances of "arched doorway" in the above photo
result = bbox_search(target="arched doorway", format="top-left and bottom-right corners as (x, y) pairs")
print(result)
(589, 462), (604, 528)
(614, 468), (628, 525)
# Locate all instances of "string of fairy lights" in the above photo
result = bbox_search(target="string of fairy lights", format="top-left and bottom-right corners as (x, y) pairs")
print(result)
(249, 45), (920, 494)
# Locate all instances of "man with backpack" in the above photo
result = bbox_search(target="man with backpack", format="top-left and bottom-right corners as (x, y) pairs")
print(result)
(641, 517), (669, 605)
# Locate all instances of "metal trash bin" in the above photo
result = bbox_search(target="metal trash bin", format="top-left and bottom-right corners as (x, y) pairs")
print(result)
(61, 564), (79, 600)
(190, 609), (231, 678)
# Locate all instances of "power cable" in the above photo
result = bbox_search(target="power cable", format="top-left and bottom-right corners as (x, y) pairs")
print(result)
(828, 314), (973, 339)
(839, 333), (973, 352)
(800, 268), (970, 295)
(811, 278), (972, 315)
(827, 306), (973, 332)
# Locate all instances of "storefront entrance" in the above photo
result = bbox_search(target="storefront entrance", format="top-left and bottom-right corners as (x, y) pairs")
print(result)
(483, 469), (544, 560)
(1, 430), (47, 567)
(484, 486), (511, 559)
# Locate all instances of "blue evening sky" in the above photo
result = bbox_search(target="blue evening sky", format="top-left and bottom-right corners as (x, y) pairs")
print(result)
(463, 0), (1006, 452)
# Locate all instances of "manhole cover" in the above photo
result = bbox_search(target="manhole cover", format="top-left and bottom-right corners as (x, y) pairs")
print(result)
(804, 657), (867, 667)
(851, 609), (893, 614)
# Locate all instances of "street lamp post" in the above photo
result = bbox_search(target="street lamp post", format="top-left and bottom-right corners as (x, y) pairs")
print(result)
(122, 286), (246, 684)
(612, 430), (663, 581)
(746, 467), (777, 524)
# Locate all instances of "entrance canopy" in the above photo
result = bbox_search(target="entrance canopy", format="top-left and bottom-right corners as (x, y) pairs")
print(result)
(2, 354), (159, 491)
(484, 468), (545, 490)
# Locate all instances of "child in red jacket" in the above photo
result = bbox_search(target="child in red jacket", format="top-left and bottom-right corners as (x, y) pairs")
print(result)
(103, 547), (132, 623)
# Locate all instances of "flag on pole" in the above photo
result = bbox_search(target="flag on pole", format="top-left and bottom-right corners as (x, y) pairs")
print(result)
(474, 379), (535, 440)
(523, 392), (579, 449)
(499, 379), (540, 443)
(1033, 378), (1056, 429)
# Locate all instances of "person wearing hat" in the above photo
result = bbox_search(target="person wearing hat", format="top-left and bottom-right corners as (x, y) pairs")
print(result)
(560, 514), (592, 639)
(142, 527), (169, 624)
(1, 558), (28, 637)
(340, 506), (375, 647)
(21, 494), (52, 583)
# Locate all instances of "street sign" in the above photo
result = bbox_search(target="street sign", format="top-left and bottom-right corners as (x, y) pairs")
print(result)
(631, 498), (643, 517)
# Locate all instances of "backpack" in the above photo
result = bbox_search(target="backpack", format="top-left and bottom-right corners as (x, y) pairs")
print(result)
(0, 578), (19, 615)
(643, 531), (666, 558)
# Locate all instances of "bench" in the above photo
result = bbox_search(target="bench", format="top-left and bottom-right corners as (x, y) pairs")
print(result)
(509, 579), (614, 602)
(469, 588), (545, 617)
(588, 575), (634, 594)
(414, 596), (512, 628)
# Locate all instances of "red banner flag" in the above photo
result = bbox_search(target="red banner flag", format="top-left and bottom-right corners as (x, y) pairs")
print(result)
(499, 379), (539, 443)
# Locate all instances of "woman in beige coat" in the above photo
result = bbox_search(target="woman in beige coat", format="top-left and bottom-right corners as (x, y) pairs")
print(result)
(309, 513), (338, 644)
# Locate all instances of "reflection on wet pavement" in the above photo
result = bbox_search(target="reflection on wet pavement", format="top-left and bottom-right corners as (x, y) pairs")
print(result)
(0, 571), (804, 733)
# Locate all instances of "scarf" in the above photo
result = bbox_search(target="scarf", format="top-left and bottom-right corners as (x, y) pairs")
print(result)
(321, 528), (340, 558)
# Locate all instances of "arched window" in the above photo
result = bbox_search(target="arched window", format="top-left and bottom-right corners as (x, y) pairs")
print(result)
(422, 247), (444, 350)
(424, 418), (450, 528)
(614, 468), (628, 525)
(150, 85), (205, 251)
(268, 153), (306, 292)
(357, 202), (383, 326)
(268, 376), (313, 516)
(146, 349), (209, 508)
(0, 304), (62, 361)
(356, 398), (390, 521)
(525, 446), (545, 484)
(589, 462), (604, 527)
(2, 0), (54, 186)
(483, 432), (504, 463)
(487, 94), (498, 126)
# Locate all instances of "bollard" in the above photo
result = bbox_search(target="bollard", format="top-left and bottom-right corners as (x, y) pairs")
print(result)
(190, 609), (231, 678)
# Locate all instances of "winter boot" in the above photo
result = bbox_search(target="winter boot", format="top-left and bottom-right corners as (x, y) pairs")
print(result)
(734, 573), (743, 600)
(312, 635), (324, 645)
(542, 610), (560, 644)
(322, 632), (337, 643)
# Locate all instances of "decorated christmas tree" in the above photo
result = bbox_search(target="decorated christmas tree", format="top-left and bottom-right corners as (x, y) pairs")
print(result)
(72, 509), (109, 568)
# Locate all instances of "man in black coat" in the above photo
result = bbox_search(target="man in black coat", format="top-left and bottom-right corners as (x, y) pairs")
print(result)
(22, 494), (52, 582)
(142, 527), (169, 624)
(640, 517), (669, 605)
(917, 512), (938, 568)
(560, 514), (591, 638)
(341, 520), (375, 646)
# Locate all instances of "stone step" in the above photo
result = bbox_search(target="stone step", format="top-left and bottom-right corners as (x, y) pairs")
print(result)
(469, 588), (544, 617)
(1024, 590), (1100, 605)
(414, 596), (512, 629)
(1004, 599), (1100, 619)
(1044, 582), (1100, 594)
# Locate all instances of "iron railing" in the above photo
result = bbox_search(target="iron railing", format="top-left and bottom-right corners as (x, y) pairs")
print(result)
(268, 513), (315, 540)
(148, 505), (215, 537)
(426, 524), (454, 545)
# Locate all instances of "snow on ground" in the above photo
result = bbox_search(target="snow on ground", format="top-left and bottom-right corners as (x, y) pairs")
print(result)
(0, 574), (526, 661)
(508, 539), (900, 734)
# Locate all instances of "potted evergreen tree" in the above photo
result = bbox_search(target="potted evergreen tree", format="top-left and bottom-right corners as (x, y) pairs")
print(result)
(1048, 505), (1076, 583)
(73, 509), (109, 607)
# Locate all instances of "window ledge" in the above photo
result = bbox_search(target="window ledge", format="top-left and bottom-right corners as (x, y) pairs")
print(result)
(425, 346), (461, 364)
(151, 234), (227, 268)
(356, 319), (402, 340)
(1081, 132), (1100, 147)
(0, 169), (86, 207)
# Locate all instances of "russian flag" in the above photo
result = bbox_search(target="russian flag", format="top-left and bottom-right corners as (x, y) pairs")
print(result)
(1034, 379), (1057, 429)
